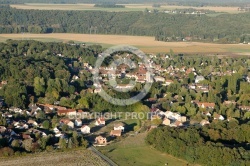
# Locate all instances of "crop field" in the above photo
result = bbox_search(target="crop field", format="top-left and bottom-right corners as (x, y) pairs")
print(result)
(10, 3), (242, 13)
(0, 149), (109, 166)
(1, 33), (250, 55)
(97, 132), (197, 166)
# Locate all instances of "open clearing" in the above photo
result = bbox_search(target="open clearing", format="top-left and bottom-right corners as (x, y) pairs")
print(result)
(97, 132), (197, 166)
(0, 149), (108, 166)
(10, 3), (242, 13)
(1, 33), (250, 55)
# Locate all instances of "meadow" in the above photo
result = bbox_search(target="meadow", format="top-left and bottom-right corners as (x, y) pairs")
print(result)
(1, 33), (249, 55)
(97, 132), (196, 166)
(10, 3), (242, 13)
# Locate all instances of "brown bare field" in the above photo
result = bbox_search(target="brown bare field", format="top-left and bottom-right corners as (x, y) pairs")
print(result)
(0, 149), (109, 166)
(1, 33), (250, 54)
(10, 3), (241, 13)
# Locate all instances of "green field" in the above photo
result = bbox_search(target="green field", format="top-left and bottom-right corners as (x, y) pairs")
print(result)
(97, 132), (193, 166)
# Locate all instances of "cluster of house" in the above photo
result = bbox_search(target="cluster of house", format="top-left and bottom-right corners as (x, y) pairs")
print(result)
(149, 98), (232, 128)
(94, 118), (125, 146)
(0, 125), (47, 147)
(163, 10), (206, 15)
(146, 9), (207, 15)
(150, 106), (226, 129)
(73, 53), (250, 100)
(0, 101), (129, 148)
(84, 54), (209, 92)
(152, 110), (187, 127)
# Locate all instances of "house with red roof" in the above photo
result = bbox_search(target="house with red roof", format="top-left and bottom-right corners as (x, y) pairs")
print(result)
(95, 118), (105, 126)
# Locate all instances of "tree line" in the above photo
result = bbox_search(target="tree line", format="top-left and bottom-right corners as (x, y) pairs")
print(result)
(1, 0), (250, 7)
(1, 5), (250, 43)
(146, 122), (250, 166)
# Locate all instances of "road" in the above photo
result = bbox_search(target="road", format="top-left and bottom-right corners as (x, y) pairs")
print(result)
(88, 146), (118, 166)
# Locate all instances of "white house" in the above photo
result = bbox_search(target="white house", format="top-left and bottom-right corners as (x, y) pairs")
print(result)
(27, 120), (38, 127)
(164, 111), (173, 118)
(162, 118), (171, 126)
(95, 118), (105, 126)
(81, 125), (90, 134)
(177, 116), (187, 122)
(75, 119), (82, 127)
(203, 111), (211, 117)
(115, 84), (134, 90)
(154, 76), (165, 82)
(114, 123), (125, 132)
(195, 76), (205, 83)
(55, 133), (63, 137)
(60, 119), (74, 128)
(94, 88), (102, 94)
(200, 120), (210, 126)
(214, 114), (225, 121)
(246, 76), (250, 83)
(164, 80), (174, 86)
(53, 127), (60, 133)
(165, 111), (181, 121)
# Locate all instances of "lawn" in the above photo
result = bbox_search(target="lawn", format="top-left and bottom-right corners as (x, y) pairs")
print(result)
(97, 132), (193, 166)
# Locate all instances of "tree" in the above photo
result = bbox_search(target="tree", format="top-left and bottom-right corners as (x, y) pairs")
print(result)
(51, 115), (59, 128)
(0, 115), (6, 126)
(151, 118), (162, 126)
(36, 110), (46, 120)
(169, 49), (174, 56)
(61, 124), (68, 132)
(22, 139), (33, 152)
(58, 138), (67, 150)
(42, 120), (50, 129)
(38, 137), (48, 150)
(77, 97), (89, 109)
(34, 77), (46, 96)
(11, 140), (20, 150)
(80, 137), (88, 148)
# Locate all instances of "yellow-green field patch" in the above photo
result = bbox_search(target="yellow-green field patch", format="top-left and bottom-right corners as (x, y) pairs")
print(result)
(10, 3), (242, 13)
(0, 33), (249, 54)
(97, 133), (196, 166)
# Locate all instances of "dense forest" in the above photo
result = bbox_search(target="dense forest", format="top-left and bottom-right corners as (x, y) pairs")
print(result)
(0, 40), (151, 114)
(1, 0), (250, 6)
(146, 123), (250, 166)
(1, 6), (250, 43)
(94, 3), (125, 8)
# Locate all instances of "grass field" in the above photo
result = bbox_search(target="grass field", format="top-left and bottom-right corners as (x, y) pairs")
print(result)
(97, 132), (196, 166)
(0, 149), (108, 166)
(10, 3), (242, 13)
(1, 33), (249, 55)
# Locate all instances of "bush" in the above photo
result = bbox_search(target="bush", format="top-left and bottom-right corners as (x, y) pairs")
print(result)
(46, 145), (54, 152)
(0, 147), (14, 157)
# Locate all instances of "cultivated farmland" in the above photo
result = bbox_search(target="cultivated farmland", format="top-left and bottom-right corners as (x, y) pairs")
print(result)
(10, 3), (241, 13)
(0, 149), (109, 166)
(0, 33), (250, 55)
